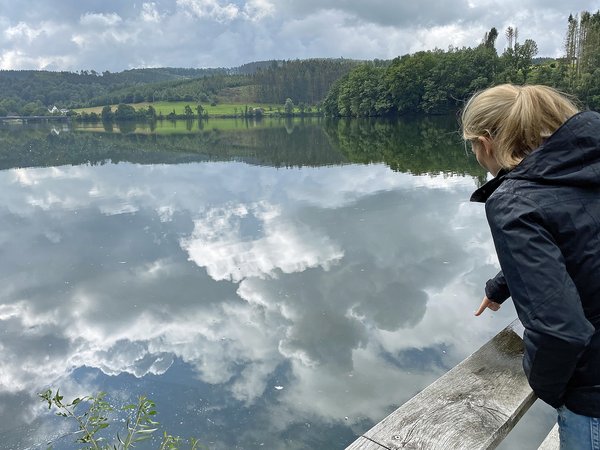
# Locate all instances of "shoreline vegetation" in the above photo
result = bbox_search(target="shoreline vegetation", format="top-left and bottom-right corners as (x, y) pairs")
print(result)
(0, 11), (598, 121)
(73, 99), (324, 123)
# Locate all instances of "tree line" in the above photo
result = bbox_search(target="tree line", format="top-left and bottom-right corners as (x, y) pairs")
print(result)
(324, 11), (600, 117)
(564, 12), (600, 99)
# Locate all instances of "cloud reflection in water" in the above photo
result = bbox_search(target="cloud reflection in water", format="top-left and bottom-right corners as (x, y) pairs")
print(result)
(0, 161), (517, 448)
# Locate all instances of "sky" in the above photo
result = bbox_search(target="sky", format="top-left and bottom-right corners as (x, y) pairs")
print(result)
(0, 0), (597, 72)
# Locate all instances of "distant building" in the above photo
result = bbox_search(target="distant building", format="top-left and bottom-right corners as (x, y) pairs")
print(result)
(47, 106), (70, 115)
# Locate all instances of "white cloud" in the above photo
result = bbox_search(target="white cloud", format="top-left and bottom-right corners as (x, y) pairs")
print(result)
(243, 0), (275, 21)
(181, 201), (344, 282)
(80, 12), (123, 27)
(141, 2), (162, 22)
(177, 0), (240, 22)
(5, 22), (44, 41)
(69, 11), (143, 53)
(407, 23), (480, 53)
(71, 33), (87, 47)
(0, 49), (75, 70)
(275, 348), (442, 424)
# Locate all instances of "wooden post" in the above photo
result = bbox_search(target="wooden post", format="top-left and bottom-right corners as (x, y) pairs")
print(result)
(346, 320), (536, 450)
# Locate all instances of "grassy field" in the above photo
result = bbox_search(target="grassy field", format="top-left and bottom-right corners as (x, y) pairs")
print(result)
(74, 101), (305, 117)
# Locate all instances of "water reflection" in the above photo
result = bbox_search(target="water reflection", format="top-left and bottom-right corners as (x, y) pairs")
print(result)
(323, 116), (486, 180)
(0, 119), (531, 449)
(0, 117), (486, 178)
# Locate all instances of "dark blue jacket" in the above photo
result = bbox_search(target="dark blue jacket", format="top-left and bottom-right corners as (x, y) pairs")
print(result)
(470, 111), (600, 417)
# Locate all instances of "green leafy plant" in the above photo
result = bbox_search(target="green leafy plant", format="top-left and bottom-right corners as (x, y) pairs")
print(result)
(39, 389), (201, 449)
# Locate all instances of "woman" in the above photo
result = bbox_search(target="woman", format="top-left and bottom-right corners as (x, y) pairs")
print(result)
(461, 84), (600, 449)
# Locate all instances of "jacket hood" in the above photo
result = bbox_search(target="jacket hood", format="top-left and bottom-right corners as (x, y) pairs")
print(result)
(471, 110), (600, 203)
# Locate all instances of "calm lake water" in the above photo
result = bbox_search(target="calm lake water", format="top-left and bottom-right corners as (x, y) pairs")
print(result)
(0, 117), (554, 449)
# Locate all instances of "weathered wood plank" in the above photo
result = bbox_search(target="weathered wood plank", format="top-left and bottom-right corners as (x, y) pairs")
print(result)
(346, 320), (535, 450)
(345, 436), (389, 450)
(537, 424), (559, 450)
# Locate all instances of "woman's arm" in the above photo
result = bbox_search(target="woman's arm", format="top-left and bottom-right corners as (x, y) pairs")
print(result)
(485, 271), (510, 304)
(474, 271), (509, 316)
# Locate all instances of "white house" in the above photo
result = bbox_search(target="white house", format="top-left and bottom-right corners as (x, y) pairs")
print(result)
(47, 106), (70, 115)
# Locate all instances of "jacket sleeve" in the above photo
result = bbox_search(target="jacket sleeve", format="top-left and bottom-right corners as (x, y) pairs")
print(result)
(485, 192), (594, 408)
(485, 271), (510, 304)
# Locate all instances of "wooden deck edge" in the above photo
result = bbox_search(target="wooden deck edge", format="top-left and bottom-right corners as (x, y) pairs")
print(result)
(345, 436), (390, 450)
(346, 319), (535, 450)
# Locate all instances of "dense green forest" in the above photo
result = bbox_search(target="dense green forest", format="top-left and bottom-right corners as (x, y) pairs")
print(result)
(0, 59), (359, 116)
(251, 59), (363, 104)
(324, 11), (600, 116)
(1, 10), (598, 118)
(0, 67), (230, 116)
(87, 59), (361, 108)
(88, 73), (249, 107)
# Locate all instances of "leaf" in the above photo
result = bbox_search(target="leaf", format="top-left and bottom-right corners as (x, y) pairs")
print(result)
(53, 391), (64, 406)
(134, 434), (152, 442)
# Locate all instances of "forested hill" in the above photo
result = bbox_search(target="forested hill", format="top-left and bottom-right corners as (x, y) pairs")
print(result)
(0, 58), (361, 116)
(0, 67), (227, 110)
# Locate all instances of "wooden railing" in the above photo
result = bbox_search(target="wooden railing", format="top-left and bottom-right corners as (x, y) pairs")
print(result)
(345, 320), (559, 450)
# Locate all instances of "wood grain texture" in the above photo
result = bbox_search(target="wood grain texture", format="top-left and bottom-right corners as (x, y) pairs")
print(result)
(537, 424), (559, 450)
(346, 320), (535, 450)
(345, 436), (390, 450)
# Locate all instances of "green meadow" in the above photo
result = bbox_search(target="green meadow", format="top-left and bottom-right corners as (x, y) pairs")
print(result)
(74, 101), (304, 117)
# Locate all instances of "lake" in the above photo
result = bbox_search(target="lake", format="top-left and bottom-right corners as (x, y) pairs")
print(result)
(0, 117), (554, 449)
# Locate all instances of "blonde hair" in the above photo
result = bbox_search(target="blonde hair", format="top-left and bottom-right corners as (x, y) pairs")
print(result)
(461, 84), (579, 169)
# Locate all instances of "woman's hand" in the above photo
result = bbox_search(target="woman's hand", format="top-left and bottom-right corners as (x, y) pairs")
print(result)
(474, 296), (501, 316)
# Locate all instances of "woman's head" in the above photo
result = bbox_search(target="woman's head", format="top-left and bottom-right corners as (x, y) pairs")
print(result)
(461, 84), (579, 170)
